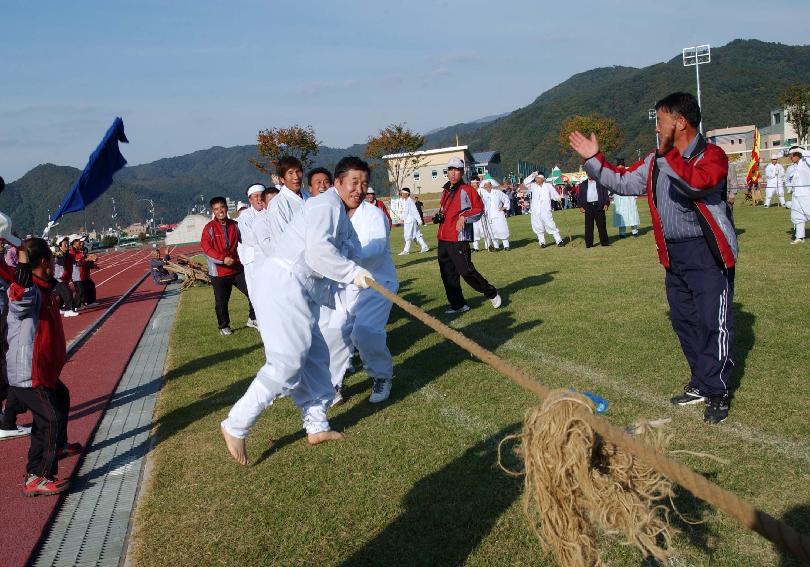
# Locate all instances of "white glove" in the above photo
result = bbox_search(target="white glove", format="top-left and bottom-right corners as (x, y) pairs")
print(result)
(353, 269), (374, 289)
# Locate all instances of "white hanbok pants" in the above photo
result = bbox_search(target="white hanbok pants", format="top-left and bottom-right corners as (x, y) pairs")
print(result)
(403, 221), (428, 252)
(322, 281), (397, 388)
(791, 195), (810, 239)
(765, 180), (786, 207)
(530, 210), (562, 244)
(221, 262), (335, 438)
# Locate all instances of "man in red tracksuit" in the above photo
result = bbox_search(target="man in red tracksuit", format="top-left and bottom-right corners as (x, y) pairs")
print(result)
(201, 196), (256, 335)
(6, 238), (82, 496)
(435, 157), (501, 314)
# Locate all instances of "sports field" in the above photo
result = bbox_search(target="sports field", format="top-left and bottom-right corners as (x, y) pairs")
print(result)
(129, 205), (809, 566)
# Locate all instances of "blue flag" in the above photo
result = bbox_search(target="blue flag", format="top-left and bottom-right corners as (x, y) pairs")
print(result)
(48, 117), (129, 228)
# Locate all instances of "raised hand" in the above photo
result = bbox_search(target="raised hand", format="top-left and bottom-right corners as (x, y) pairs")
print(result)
(569, 131), (600, 159)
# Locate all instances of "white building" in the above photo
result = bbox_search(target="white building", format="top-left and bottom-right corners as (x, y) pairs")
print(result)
(760, 108), (800, 157)
(382, 145), (476, 196)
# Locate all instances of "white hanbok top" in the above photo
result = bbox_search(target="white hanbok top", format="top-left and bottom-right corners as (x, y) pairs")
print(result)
(349, 201), (397, 285)
(400, 197), (422, 225)
(786, 150), (810, 198)
(524, 176), (561, 214)
(254, 186), (305, 256)
(272, 188), (362, 306)
(235, 205), (263, 265)
(481, 188), (510, 239)
(765, 162), (785, 186)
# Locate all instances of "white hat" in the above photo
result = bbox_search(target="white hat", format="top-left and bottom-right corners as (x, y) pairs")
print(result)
(246, 183), (265, 197)
(535, 173), (546, 180)
(79, 234), (88, 241)
(447, 157), (464, 169)
(57, 235), (70, 244)
(70, 234), (81, 243)
(0, 212), (21, 247)
(400, 187), (411, 194)
(367, 187), (375, 194)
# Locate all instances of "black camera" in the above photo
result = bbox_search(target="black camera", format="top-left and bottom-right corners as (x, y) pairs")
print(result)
(432, 211), (445, 224)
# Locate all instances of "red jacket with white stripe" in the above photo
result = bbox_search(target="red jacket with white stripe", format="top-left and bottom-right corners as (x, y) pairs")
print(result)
(201, 218), (243, 277)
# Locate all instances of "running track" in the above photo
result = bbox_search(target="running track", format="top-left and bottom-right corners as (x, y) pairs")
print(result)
(0, 244), (200, 566)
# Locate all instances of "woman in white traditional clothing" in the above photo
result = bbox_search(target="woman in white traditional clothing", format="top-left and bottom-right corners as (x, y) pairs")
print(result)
(786, 146), (810, 244)
(480, 178), (511, 250)
(611, 158), (641, 237)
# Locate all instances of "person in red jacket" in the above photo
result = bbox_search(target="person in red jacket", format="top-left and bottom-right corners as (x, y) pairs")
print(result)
(435, 157), (501, 314)
(365, 188), (392, 227)
(201, 196), (256, 336)
(6, 238), (82, 496)
(52, 236), (77, 316)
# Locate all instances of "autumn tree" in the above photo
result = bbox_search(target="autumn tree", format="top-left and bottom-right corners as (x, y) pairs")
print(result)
(780, 84), (810, 145)
(251, 125), (320, 176)
(365, 123), (426, 196)
(558, 114), (624, 156)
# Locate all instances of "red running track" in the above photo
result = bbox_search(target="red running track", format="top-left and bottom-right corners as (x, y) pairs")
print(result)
(0, 244), (200, 567)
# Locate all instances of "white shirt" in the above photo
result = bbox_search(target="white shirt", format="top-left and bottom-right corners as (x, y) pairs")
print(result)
(349, 201), (397, 284)
(586, 180), (598, 202)
(786, 150), (810, 198)
(254, 186), (305, 256)
(400, 197), (422, 224)
(236, 205), (263, 264)
(273, 188), (361, 305)
(765, 162), (785, 182)
(525, 180), (561, 213)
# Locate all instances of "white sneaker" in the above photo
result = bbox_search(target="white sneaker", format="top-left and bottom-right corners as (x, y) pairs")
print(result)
(420, 247), (429, 253)
(445, 305), (471, 314)
(369, 378), (392, 403)
(398, 251), (409, 256)
(791, 239), (805, 245)
(490, 294), (502, 309)
(245, 318), (258, 329)
(0, 426), (32, 440)
(65, 310), (78, 317)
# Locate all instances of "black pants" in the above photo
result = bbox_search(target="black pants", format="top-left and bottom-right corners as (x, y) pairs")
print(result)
(53, 281), (74, 311)
(210, 271), (255, 329)
(437, 241), (498, 310)
(583, 201), (609, 247)
(72, 280), (84, 307)
(83, 279), (96, 304)
(10, 381), (70, 478)
(665, 238), (734, 397)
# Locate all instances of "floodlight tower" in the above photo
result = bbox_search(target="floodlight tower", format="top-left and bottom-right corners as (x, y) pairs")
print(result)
(648, 108), (659, 148)
(682, 44), (711, 134)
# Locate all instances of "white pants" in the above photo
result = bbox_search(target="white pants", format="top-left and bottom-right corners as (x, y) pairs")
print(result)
(491, 239), (510, 249)
(221, 263), (335, 438)
(765, 181), (786, 207)
(530, 210), (562, 244)
(403, 221), (428, 252)
(792, 195), (810, 239)
(323, 282), (397, 388)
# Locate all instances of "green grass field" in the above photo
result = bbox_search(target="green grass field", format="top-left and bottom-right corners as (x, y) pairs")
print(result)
(130, 204), (810, 566)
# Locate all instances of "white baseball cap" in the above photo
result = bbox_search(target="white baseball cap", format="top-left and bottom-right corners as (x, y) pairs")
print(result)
(447, 157), (464, 169)
(367, 187), (375, 194)
(0, 212), (22, 247)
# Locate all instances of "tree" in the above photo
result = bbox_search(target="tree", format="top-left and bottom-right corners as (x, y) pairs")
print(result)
(779, 84), (810, 145)
(365, 123), (426, 196)
(251, 125), (320, 175)
(558, 114), (624, 157)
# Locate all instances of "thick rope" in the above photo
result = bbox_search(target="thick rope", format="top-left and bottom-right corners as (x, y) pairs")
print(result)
(368, 279), (810, 565)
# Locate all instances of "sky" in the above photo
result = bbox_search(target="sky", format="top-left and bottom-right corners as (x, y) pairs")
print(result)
(2, 0), (809, 181)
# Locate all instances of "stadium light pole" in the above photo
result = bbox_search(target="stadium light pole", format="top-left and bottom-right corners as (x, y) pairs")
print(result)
(682, 44), (711, 134)
(648, 108), (659, 148)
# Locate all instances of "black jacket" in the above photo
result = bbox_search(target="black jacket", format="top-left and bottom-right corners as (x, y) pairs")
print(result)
(578, 180), (610, 208)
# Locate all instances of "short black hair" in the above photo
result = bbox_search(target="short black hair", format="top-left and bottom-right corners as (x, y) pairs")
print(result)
(655, 92), (701, 129)
(470, 175), (480, 182)
(307, 167), (333, 187)
(209, 196), (227, 208)
(24, 237), (52, 266)
(334, 156), (370, 180)
(262, 187), (279, 199)
(277, 156), (304, 179)
(615, 158), (626, 166)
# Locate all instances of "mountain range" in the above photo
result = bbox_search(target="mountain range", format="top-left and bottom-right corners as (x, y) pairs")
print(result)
(4, 39), (808, 235)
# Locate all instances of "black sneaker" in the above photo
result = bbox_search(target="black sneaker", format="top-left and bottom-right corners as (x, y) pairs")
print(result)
(670, 386), (706, 406)
(704, 394), (729, 424)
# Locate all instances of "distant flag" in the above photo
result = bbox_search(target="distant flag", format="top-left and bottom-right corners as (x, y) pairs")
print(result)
(746, 127), (761, 188)
(43, 117), (129, 236)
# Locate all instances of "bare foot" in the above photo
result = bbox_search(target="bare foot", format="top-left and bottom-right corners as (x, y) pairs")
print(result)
(220, 425), (248, 465)
(307, 430), (345, 445)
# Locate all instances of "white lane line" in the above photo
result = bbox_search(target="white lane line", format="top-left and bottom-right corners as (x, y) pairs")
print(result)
(95, 253), (151, 288)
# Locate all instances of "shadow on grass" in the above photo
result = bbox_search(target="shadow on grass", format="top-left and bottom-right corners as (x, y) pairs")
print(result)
(728, 302), (755, 400)
(162, 344), (262, 383)
(668, 473), (717, 556)
(339, 424), (523, 567)
(778, 503), (810, 566)
(397, 255), (435, 269)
